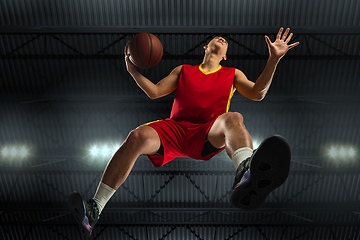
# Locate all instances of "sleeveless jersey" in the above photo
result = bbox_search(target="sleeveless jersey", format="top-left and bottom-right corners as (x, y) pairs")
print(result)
(170, 64), (236, 123)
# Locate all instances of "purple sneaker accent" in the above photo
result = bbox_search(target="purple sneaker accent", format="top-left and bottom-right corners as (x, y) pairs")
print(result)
(68, 192), (99, 237)
(82, 216), (93, 234)
(234, 169), (251, 189)
(230, 135), (291, 210)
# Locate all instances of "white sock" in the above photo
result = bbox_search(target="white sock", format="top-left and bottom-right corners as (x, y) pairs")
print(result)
(231, 147), (253, 169)
(93, 182), (116, 214)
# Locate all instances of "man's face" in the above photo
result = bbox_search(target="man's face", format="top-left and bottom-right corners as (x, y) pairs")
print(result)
(204, 36), (228, 60)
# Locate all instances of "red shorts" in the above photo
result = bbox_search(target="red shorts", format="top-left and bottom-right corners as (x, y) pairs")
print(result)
(144, 118), (225, 168)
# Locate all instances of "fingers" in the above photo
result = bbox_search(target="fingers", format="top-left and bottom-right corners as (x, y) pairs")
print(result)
(277, 27), (293, 42)
(285, 33), (293, 44)
(124, 41), (130, 55)
(265, 35), (271, 45)
(277, 27), (299, 48)
(288, 42), (300, 49)
(281, 28), (290, 41)
(124, 41), (134, 69)
(276, 27), (283, 40)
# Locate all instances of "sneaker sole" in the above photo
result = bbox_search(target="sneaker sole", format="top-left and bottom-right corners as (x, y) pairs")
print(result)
(68, 192), (92, 237)
(230, 135), (291, 210)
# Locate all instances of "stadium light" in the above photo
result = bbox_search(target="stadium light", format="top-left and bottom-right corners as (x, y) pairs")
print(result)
(10, 147), (17, 157)
(327, 146), (357, 159)
(1, 146), (29, 158)
(89, 143), (122, 158)
(90, 146), (99, 156)
(339, 148), (347, 157)
(329, 147), (338, 158)
(348, 148), (355, 157)
(19, 147), (28, 158)
(1, 147), (9, 157)
(101, 145), (110, 156)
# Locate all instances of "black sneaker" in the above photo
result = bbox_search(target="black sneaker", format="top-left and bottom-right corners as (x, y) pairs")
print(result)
(68, 192), (100, 237)
(232, 156), (252, 189)
(230, 135), (291, 210)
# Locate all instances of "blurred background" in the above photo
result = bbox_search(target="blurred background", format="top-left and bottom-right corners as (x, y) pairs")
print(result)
(0, 0), (359, 239)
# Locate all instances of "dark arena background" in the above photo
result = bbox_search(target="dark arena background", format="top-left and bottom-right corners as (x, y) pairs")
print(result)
(1, 0), (360, 239)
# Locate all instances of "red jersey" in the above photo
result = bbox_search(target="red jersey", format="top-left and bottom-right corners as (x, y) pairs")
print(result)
(170, 64), (236, 123)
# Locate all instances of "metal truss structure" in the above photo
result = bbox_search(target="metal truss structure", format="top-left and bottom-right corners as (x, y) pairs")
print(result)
(1, 27), (360, 61)
(1, 27), (360, 239)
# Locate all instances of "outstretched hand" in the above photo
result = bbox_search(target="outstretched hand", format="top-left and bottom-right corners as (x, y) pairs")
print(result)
(265, 27), (300, 60)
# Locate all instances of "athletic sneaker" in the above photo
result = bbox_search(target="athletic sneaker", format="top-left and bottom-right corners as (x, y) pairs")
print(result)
(232, 155), (252, 190)
(230, 135), (291, 210)
(68, 192), (100, 237)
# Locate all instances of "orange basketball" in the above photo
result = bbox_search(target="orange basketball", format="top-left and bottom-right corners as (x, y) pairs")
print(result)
(126, 32), (163, 69)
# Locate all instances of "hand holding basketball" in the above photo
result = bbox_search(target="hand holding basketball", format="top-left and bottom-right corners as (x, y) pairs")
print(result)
(124, 41), (135, 72)
(126, 32), (163, 69)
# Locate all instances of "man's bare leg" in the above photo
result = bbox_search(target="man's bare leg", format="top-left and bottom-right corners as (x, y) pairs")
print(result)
(68, 125), (161, 236)
(207, 112), (291, 210)
(101, 125), (161, 190)
(92, 125), (161, 214)
(207, 112), (253, 168)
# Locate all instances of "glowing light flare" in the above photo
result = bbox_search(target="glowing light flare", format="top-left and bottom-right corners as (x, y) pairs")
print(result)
(89, 143), (122, 157)
(339, 148), (347, 157)
(19, 147), (28, 158)
(1, 148), (10, 157)
(348, 148), (355, 157)
(328, 146), (357, 159)
(253, 140), (260, 149)
(1, 146), (29, 158)
(329, 147), (338, 158)
(113, 144), (120, 153)
(10, 147), (17, 157)
(90, 146), (99, 156)
(101, 145), (110, 156)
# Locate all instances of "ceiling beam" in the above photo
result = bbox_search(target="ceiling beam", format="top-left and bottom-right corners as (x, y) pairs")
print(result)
(2, 202), (360, 212)
(2, 204), (359, 226)
(1, 222), (359, 227)
(1, 95), (359, 106)
(1, 166), (359, 174)
(2, 54), (360, 61)
(1, 27), (360, 35)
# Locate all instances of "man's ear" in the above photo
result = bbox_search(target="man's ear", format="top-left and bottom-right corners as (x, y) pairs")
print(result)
(204, 45), (208, 50)
(222, 55), (227, 61)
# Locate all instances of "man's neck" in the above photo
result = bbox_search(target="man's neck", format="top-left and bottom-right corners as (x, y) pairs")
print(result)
(201, 53), (222, 72)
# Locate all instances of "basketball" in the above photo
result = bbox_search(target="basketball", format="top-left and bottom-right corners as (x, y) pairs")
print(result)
(126, 32), (163, 69)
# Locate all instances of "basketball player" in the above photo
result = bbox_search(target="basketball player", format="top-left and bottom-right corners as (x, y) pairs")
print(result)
(69, 27), (299, 237)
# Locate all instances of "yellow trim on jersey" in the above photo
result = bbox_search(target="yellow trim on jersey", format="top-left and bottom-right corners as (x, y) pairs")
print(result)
(143, 120), (162, 126)
(199, 64), (222, 75)
(226, 85), (234, 112)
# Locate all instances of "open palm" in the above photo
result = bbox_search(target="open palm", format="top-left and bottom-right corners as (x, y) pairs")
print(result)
(265, 28), (300, 60)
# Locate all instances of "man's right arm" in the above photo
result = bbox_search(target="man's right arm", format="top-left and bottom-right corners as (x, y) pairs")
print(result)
(125, 44), (181, 99)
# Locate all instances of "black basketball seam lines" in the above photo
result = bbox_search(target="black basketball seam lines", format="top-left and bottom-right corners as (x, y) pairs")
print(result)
(147, 33), (152, 69)
(135, 34), (144, 68)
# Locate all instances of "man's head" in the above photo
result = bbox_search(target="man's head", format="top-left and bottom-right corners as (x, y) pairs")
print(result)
(203, 36), (228, 61)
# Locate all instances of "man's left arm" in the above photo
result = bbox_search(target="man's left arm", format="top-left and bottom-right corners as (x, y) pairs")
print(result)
(234, 27), (300, 101)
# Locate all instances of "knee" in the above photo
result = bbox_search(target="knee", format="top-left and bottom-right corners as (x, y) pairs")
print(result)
(223, 112), (244, 127)
(126, 127), (150, 146)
